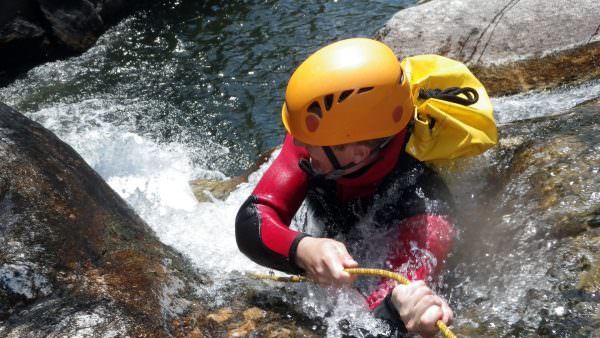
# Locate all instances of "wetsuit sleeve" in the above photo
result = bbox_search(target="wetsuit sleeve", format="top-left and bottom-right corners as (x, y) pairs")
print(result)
(369, 163), (455, 326)
(235, 134), (310, 274)
(369, 214), (455, 308)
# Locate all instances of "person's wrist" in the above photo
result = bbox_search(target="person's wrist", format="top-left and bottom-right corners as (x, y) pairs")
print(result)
(289, 233), (311, 273)
(390, 285), (408, 323)
(390, 285), (401, 310)
(294, 236), (313, 270)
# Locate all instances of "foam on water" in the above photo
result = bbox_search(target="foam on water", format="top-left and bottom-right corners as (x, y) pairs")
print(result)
(492, 78), (600, 124)
(7, 95), (391, 335)
(0, 92), (243, 273)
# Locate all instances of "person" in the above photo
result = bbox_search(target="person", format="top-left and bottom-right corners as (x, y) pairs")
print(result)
(236, 38), (455, 337)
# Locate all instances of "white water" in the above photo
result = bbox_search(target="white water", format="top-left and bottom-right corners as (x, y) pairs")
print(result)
(492, 78), (600, 124)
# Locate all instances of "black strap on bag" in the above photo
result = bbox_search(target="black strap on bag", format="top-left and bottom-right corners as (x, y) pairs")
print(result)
(418, 87), (479, 106)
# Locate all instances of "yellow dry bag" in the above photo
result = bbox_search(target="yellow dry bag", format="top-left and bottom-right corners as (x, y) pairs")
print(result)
(401, 55), (497, 161)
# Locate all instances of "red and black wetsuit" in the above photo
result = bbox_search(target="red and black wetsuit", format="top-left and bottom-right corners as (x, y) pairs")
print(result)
(235, 130), (454, 329)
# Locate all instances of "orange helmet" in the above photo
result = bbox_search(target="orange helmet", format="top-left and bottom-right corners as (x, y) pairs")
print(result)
(281, 38), (413, 146)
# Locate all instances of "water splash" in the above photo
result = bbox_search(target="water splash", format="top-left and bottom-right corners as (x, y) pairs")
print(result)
(493, 78), (600, 123)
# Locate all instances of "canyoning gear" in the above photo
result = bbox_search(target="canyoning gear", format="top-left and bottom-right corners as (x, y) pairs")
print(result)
(281, 38), (414, 147)
(235, 133), (454, 310)
(401, 54), (497, 161)
(250, 268), (457, 338)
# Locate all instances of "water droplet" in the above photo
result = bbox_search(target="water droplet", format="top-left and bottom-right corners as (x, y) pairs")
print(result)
(554, 306), (565, 316)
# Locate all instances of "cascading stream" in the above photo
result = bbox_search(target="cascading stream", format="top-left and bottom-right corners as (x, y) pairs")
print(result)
(1, 1), (598, 336)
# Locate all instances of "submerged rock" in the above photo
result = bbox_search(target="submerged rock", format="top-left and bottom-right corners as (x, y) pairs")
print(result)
(440, 99), (600, 336)
(377, 0), (600, 96)
(190, 147), (276, 203)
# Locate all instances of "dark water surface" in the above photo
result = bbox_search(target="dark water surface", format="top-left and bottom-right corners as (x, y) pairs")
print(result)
(3, 0), (415, 176)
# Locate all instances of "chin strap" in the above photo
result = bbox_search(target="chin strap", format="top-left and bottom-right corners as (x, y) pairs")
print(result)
(299, 137), (394, 180)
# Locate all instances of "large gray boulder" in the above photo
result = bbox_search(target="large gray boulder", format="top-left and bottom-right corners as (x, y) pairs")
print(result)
(376, 0), (600, 96)
(0, 102), (211, 336)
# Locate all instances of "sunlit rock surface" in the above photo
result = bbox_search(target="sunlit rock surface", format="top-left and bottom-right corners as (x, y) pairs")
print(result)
(377, 0), (600, 96)
(440, 98), (600, 336)
(190, 148), (276, 202)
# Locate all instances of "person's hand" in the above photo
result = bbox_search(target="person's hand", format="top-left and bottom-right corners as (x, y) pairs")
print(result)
(390, 281), (453, 338)
(294, 237), (359, 287)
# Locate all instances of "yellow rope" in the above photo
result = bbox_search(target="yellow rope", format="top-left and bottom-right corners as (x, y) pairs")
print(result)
(250, 268), (457, 338)
(248, 273), (307, 283)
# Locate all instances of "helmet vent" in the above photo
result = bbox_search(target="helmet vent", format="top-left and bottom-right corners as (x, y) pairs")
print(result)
(307, 101), (322, 117)
(357, 87), (374, 94)
(338, 90), (353, 103)
(324, 94), (334, 111)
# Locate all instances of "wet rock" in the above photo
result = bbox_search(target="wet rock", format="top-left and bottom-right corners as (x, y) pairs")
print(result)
(38, 0), (105, 51)
(190, 147), (277, 202)
(191, 176), (246, 203)
(207, 307), (234, 324)
(0, 102), (216, 336)
(208, 275), (327, 337)
(442, 98), (600, 336)
(376, 0), (600, 96)
(0, 102), (325, 336)
(576, 241), (600, 293)
(0, 0), (52, 80)
(203, 301), (322, 338)
(0, 0), (145, 84)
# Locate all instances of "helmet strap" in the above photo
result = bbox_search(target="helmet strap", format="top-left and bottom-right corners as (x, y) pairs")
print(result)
(321, 138), (390, 179)
(322, 146), (343, 171)
(299, 138), (395, 180)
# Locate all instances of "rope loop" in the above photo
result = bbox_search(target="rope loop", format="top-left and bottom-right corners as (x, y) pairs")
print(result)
(419, 87), (479, 106)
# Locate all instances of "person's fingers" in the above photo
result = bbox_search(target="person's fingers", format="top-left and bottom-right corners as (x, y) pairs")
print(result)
(335, 243), (357, 265)
(408, 280), (426, 293)
(398, 280), (425, 300)
(392, 282), (424, 320)
(320, 251), (347, 286)
(415, 294), (441, 315)
(391, 282), (452, 337)
(336, 246), (358, 284)
(321, 242), (358, 286)
(405, 283), (434, 313)
(441, 300), (453, 324)
(418, 304), (443, 336)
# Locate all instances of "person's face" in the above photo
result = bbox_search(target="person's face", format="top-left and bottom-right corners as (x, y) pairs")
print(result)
(293, 138), (372, 175)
